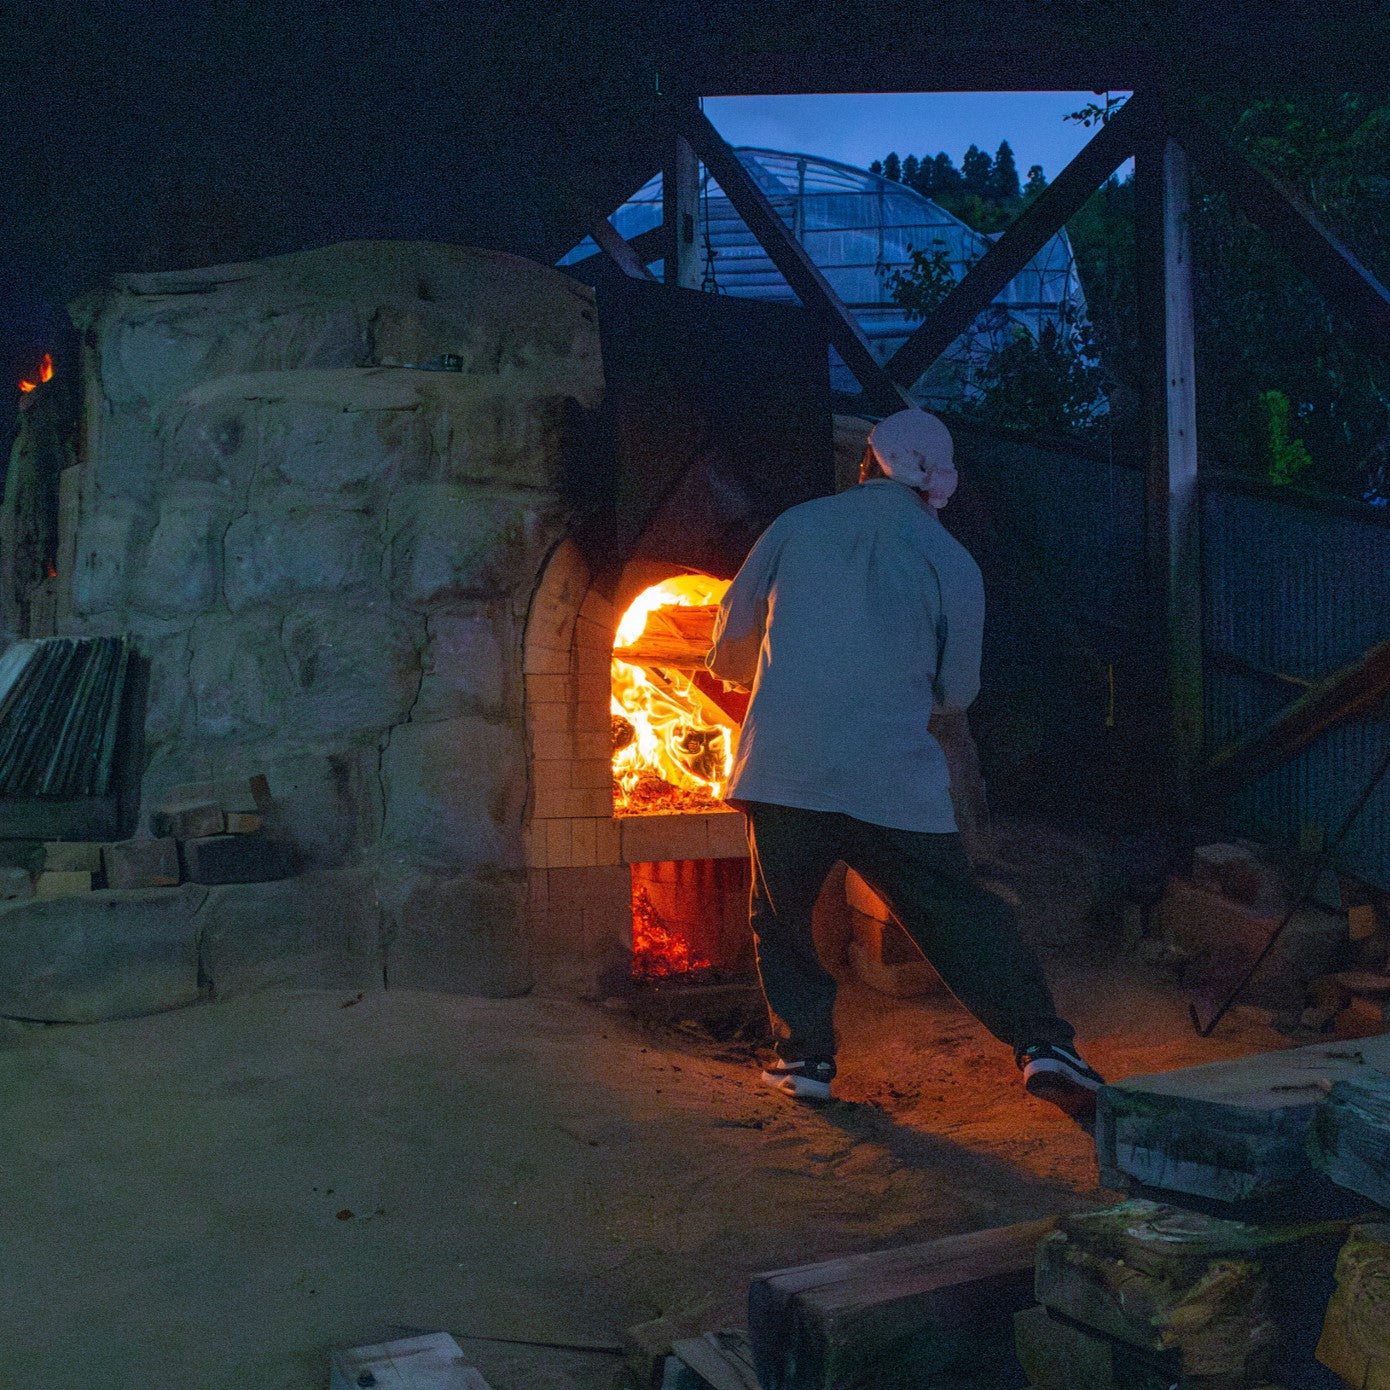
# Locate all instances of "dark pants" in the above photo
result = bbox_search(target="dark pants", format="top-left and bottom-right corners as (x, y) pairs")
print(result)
(745, 802), (1075, 1065)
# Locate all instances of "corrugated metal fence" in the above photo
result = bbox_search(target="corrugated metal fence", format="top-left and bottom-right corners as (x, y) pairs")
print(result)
(1203, 480), (1390, 887)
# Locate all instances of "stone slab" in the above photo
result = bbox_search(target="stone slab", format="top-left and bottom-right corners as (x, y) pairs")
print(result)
(35, 870), (93, 898)
(42, 841), (104, 874)
(0, 884), (206, 1022)
(224, 813), (262, 835)
(197, 868), (382, 999)
(0, 866), (33, 900)
(152, 801), (226, 840)
(1095, 1035), (1390, 1204)
(103, 837), (181, 890)
(180, 834), (296, 886)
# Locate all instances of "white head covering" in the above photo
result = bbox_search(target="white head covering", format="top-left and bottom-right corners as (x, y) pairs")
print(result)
(868, 409), (958, 509)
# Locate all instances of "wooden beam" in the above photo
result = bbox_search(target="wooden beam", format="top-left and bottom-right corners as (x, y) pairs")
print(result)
(1196, 639), (1390, 804)
(885, 94), (1148, 389)
(589, 216), (657, 282)
(1135, 132), (1203, 785)
(1167, 104), (1390, 356)
(681, 105), (911, 415)
(664, 109), (702, 290)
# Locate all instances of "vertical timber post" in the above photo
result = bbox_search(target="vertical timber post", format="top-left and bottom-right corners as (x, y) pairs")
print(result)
(1136, 123), (1203, 804)
(664, 99), (701, 291)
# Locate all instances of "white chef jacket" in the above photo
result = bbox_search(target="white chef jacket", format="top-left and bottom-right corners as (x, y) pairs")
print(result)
(706, 478), (984, 833)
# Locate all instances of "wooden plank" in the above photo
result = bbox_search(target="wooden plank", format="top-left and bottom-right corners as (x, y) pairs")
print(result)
(664, 111), (702, 290)
(681, 106), (910, 416)
(748, 1218), (1055, 1390)
(1310, 1074), (1390, 1210)
(670, 1331), (762, 1390)
(1168, 103), (1390, 356)
(591, 216), (658, 282)
(1197, 639), (1390, 804)
(1095, 1035), (1390, 1203)
(884, 94), (1146, 390)
(1135, 133), (1202, 784)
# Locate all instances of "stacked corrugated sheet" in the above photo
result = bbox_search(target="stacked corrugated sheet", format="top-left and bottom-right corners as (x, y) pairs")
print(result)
(0, 637), (131, 799)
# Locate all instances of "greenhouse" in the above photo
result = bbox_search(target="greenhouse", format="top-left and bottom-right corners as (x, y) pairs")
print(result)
(560, 147), (1092, 403)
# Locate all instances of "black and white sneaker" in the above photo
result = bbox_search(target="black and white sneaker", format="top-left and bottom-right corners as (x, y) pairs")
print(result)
(761, 1057), (836, 1102)
(1019, 1043), (1105, 1120)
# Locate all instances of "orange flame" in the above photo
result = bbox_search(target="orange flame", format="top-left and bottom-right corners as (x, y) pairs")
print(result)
(18, 353), (53, 393)
(612, 575), (736, 815)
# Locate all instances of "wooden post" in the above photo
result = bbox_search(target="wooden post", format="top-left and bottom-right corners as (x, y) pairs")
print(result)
(589, 216), (657, 282)
(1136, 127), (1203, 794)
(664, 104), (701, 290)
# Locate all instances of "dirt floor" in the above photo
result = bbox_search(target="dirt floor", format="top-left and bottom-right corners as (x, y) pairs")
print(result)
(0, 950), (1378, 1390)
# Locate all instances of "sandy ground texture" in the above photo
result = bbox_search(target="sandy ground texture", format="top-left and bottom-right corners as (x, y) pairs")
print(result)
(0, 955), (1377, 1390)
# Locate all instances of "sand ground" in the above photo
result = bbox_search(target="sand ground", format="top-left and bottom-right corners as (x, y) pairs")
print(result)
(0, 952), (1372, 1390)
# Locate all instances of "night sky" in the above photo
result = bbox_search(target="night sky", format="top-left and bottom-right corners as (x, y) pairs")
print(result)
(704, 92), (1127, 181)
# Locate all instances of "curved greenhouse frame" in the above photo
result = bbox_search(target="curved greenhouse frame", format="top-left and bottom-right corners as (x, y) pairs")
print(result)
(560, 147), (1092, 405)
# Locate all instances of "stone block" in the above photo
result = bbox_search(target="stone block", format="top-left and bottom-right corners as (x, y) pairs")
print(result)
(211, 747), (382, 870)
(35, 870), (93, 898)
(387, 483), (558, 608)
(1159, 876), (1347, 1006)
(223, 506), (382, 612)
(166, 778), (263, 814)
(381, 865), (530, 997)
(1095, 1035), (1390, 1204)
(423, 387), (575, 489)
(1310, 1073), (1390, 1209)
(380, 715), (525, 870)
(1193, 842), (1287, 909)
(152, 801), (226, 839)
(225, 813), (262, 835)
(139, 626), (194, 746)
(69, 496), (147, 616)
(276, 599), (423, 736)
(415, 612), (508, 721)
(197, 867), (382, 998)
(186, 607), (283, 738)
(158, 392), (258, 491)
(0, 867), (33, 900)
(42, 842), (104, 874)
(103, 837), (181, 889)
(0, 884), (206, 1022)
(180, 834), (296, 885)
(129, 484), (230, 618)
(258, 388), (427, 491)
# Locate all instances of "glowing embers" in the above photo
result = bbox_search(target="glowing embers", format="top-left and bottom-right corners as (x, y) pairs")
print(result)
(631, 883), (711, 977)
(18, 353), (53, 394)
(611, 574), (740, 815)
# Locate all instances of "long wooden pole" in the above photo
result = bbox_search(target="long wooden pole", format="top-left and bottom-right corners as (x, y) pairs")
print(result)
(884, 95), (1147, 389)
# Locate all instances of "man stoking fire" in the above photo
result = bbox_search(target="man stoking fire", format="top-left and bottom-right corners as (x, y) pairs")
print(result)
(706, 407), (1104, 1118)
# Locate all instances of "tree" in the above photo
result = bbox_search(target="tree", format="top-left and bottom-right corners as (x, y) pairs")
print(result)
(882, 152), (902, 182)
(902, 154), (920, 188)
(881, 243), (957, 320)
(869, 159), (883, 175)
(961, 144), (992, 196)
(931, 152), (962, 195)
(990, 141), (1021, 203)
(965, 313), (1109, 436)
(1023, 165), (1048, 202)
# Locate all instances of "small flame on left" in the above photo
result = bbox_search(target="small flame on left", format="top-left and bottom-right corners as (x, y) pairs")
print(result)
(18, 353), (54, 393)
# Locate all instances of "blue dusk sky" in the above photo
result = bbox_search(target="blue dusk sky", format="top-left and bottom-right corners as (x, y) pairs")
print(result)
(702, 91), (1130, 182)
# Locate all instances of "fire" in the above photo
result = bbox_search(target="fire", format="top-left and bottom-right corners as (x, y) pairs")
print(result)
(611, 574), (737, 814)
(631, 884), (711, 977)
(18, 353), (53, 394)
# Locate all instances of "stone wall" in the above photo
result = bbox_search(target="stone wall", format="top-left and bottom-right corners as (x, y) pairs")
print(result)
(60, 241), (604, 998)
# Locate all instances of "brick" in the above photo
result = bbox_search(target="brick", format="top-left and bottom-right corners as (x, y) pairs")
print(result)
(43, 842), (104, 874)
(545, 819), (573, 868)
(224, 812), (263, 835)
(179, 834), (295, 886)
(103, 838), (181, 889)
(706, 810), (748, 859)
(570, 818), (597, 867)
(168, 778), (265, 814)
(532, 730), (578, 762)
(152, 800), (226, 840)
(522, 643), (570, 676)
(35, 871), (93, 898)
(528, 700), (572, 733)
(524, 672), (571, 704)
